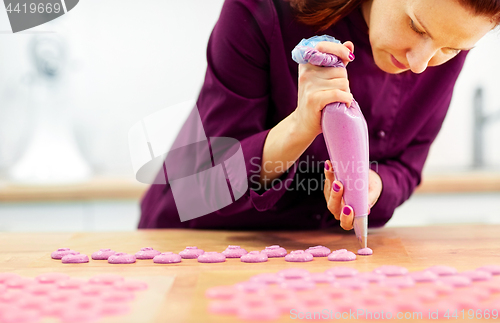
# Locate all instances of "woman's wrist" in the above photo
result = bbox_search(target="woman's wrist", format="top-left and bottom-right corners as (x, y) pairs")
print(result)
(289, 110), (321, 142)
(258, 110), (318, 187)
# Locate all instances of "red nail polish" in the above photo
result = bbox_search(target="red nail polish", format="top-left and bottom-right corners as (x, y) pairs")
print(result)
(325, 163), (330, 171)
(333, 182), (341, 192)
(343, 206), (351, 215)
(348, 52), (355, 61)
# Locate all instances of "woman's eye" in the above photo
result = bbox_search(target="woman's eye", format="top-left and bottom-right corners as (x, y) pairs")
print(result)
(409, 19), (425, 35)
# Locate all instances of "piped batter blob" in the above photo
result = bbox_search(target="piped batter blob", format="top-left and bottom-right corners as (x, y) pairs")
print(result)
(153, 252), (182, 264)
(179, 246), (205, 259)
(284, 250), (313, 262)
(108, 253), (136, 264)
(198, 252), (226, 263)
(222, 246), (248, 258)
(328, 249), (357, 261)
(357, 247), (373, 256)
(240, 251), (268, 263)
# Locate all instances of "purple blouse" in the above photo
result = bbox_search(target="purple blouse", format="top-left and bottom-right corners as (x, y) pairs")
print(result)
(138, 0), (467, 229)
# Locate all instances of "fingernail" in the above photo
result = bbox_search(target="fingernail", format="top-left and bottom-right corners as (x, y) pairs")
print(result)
(325, 163), (330, 171)
(343, 206), (351, 215)
(348, 52), (355, 61)
(333, 182), (341, 192)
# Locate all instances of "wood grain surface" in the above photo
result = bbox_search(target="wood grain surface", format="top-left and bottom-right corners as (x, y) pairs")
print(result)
(0, 225), (499, 322)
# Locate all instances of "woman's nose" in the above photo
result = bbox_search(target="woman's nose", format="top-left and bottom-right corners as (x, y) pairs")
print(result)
(406, 44), (436, 74)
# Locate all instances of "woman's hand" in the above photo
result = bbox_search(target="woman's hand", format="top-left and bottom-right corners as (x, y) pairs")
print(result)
(293, 41), (355, 139)
(323, 160), (383, 230)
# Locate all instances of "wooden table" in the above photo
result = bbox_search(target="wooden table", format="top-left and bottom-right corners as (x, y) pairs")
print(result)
(1, 225), (499, 322)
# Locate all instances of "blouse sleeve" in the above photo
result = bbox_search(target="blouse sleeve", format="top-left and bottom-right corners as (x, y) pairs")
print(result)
(196, 0), (298, 215)
(367, 52), (468, 227)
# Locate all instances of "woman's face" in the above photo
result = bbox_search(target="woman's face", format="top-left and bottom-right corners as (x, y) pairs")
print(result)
(362, 0), (496, 74)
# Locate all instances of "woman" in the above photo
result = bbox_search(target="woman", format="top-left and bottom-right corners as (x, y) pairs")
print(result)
(139, 0), (499, 230)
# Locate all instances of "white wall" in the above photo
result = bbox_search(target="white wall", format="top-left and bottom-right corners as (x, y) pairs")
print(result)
(0, 0), (499, 182)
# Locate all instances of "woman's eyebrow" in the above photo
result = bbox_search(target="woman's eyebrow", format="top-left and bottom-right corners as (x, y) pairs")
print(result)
(414, 13), (475, 51)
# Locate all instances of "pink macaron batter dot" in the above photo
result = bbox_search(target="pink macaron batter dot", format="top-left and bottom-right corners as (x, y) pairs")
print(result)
(327, 249), (356, 261)
(431, 282), (456, 295)
(460, 270), (493, 282)
(0, 290), (26, 303)
(249, 273), (285, 285)
(197, 252), (226, 263)
(25, 283), (58, 296)
(378, 276), (415, 289)
(222, 245), (248, 258)
(16, 294), (50, 311)
(205, 286), (239, 299)
(408, 270), (439, 282)
(285, 250), (313, 262)
(99, 303), (130, 316)
(153, 252), (182, 264)
(280, 279), (316, 291)
(261, 245), (287, 258)
(41, 301), (69, 317)
(454, 286), (491, 301)
(80, 284), (113, 297)
(107, 252), (136, 264)
(425, 265), (458, 276)
(48, 290), (81, 303)
(135, 247), (161, 259)
(0, 273), (21, 283)
(57, 278), (87, 290)
(357, 247), (373, 256)
(403, 287), (438, 302)
(305, 245), (331, 257)
(234, 281), (269, 294)
(0, 309), (41, 323)
(476, 265), (500, 275)
(356, 272), (386, 282)
(475, 280), (500, 293)
(61, 254), (89, 264)
(59, 307), (102, 323)
(373, 265), (409, 276)
(333, 278), (369, 290)
(89, 274), (124, 285)
(35, 272), (70, 284)
(439, 275), (472, 287)
(277, 268), (311, 279)
(325, 266), (359, 277)
(240, 251), (268, 263)
(309, 273), (335, 283)
(179, 246), (205, 259)
(113, 280), (148, 292)
(91, 249), (116, 260)
(448, 294), (481, 310)
(4, 277), (37, 289)
(51, 248), (78, 260)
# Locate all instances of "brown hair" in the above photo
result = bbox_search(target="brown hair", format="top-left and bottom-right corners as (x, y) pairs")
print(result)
(288, 0), (500, 32)
(286, 0), (365, 31)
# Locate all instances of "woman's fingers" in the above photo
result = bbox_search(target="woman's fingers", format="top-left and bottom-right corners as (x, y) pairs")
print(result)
(315, 41), (355, 66)
(327, 179), (344, 221)
(340, 205), (354, 230)
(323, 160), (334, 201)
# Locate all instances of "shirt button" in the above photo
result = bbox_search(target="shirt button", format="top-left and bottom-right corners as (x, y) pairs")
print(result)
(315, 214), (321, 220)
(377, 130), (386, 139)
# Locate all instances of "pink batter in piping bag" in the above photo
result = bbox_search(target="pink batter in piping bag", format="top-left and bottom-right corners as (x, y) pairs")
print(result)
(292, 35), (369, 248)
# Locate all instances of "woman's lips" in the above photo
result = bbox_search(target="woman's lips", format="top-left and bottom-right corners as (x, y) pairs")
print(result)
(390, 54), (408, 70)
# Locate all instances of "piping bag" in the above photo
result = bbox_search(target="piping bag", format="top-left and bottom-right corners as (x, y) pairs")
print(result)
(292, 35), (369, 248)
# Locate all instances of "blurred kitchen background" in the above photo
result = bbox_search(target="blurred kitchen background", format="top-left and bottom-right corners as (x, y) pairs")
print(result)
(0, 0), (499, 231)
